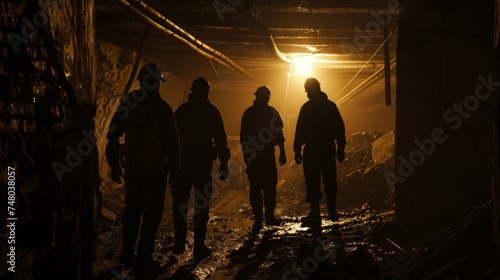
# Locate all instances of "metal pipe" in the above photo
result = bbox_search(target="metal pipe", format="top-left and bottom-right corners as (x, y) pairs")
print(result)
(245, 8), (293, 64)
(117, 0), (235, 71)
(118, 0), (256, 79)
(383, 15), (391, 106)
(265, 35), (293, 63)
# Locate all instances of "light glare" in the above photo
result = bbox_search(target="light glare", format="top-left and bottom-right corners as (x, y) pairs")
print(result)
(296, 60), (311, 75)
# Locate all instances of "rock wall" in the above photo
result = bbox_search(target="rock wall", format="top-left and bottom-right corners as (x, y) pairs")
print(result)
(494, 0), (500, 257)
(0, 0), (98, 279)
(396, 0), (496, 237)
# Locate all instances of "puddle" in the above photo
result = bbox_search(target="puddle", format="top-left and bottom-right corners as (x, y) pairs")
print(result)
(211, 218), (254, 232)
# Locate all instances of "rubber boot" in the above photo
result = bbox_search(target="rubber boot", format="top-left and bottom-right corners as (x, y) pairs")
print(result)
(327, 194), (339, 221)
(265, 206), (281, 226)
(252, 210), (263, 232)
(193, 221), (212, 261)
(301, 201), (321, 227)
(193, 233), (212, 262)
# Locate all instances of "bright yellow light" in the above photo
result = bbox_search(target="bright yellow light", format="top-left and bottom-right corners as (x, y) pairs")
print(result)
(295, 60), (311, 76)
(305, 46), (319, 52)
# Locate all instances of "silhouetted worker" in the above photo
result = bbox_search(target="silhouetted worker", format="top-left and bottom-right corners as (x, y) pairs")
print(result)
(172, 77), (230, 261)
(294, 77), (346, 227)
(106, 63), (180, 273)
(240, 86), (286, 231)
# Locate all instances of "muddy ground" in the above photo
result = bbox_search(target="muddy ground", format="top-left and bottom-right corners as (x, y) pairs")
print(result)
(91, 132), (500, 279)
(92, 188), (397, 280)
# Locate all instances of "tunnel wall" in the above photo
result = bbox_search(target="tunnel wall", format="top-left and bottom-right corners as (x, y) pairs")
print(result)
(0, 0), (98, 279)
(395, 0), (496, 237)
(494, 0), (500, 256)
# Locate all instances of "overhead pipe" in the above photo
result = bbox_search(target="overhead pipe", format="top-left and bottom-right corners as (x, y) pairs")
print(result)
(244, 8), (294, 63)
(117, 0), (256, 79)
(117, 0), (235, 71)
(243, 6), (391, 70)
(383, 15), (391, 106)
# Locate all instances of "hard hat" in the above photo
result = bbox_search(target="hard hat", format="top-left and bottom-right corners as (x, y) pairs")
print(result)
(304, 77), (320, 92)
(254, 85), (271, 97)
(191, 77), (211, 92)
(137, 63), (165, 83)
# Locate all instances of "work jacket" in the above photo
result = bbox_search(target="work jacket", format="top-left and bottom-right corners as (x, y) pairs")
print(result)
(174, 92), (230, 164)
(294, 91), (346, 153)
(106, 89), (179, 176)
(240, 100), (285, 162)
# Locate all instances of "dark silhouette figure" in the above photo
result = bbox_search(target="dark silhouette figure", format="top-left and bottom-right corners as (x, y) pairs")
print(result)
(105, 63), (180, 273)
(294, 77), (346, 227)
(240, 86), (286, 231)
(172, 77), (230, 261)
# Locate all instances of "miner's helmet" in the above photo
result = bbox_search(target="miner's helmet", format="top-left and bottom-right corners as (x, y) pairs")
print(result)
(304, 77), (320, 92)
(191, 77), (211, 93)
(254, 85), (271, 98)
(137, 63), (165, 83)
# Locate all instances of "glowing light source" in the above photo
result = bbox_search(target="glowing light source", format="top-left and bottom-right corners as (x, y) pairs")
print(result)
(305, 46), (318, 52)
(295, 60), (311, 76)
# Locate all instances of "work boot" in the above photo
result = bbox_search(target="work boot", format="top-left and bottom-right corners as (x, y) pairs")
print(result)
(118, 252), (137, 267)
(172, 242), (185, 255)
(327, 194), (339, 221)
(136, 257), (161, 276)
(265, 215), (281, 226)
(301, 214), (321, 227)
(265, 206), (281, 226)
(301, 201), (321, 227)
(194, 245), (212, 262)
(252, 203), (264, 232)
(252, 219), (263, 232)
(328, 210), (339, 222)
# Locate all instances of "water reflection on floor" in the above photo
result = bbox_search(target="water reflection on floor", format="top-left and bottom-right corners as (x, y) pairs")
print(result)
(94, 202), (396, 280)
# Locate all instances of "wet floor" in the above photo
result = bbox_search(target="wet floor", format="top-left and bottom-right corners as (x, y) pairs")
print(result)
(92, 195), (396, 280)
(92, 142), (398, 279)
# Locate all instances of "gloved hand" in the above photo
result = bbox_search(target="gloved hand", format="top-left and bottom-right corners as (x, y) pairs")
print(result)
(279, 152), (287, 166)
(110, 167), (123, 183)
(294, 151), (302, 164)
(219, 163), (229, 180)
(337, 149), (345, 163)
(169, 170), (179, 188)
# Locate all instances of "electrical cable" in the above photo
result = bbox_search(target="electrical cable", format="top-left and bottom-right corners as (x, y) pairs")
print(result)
(332, 26), (396, 101)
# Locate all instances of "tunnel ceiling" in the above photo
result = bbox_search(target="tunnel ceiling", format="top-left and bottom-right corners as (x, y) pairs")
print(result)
(96, 0), (398, 83)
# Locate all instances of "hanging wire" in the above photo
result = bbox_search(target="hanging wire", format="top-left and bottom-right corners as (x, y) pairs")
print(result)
(280, 63), (294, 141)
(332, 27), (396, 101)
(281, 63), (294, 114)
